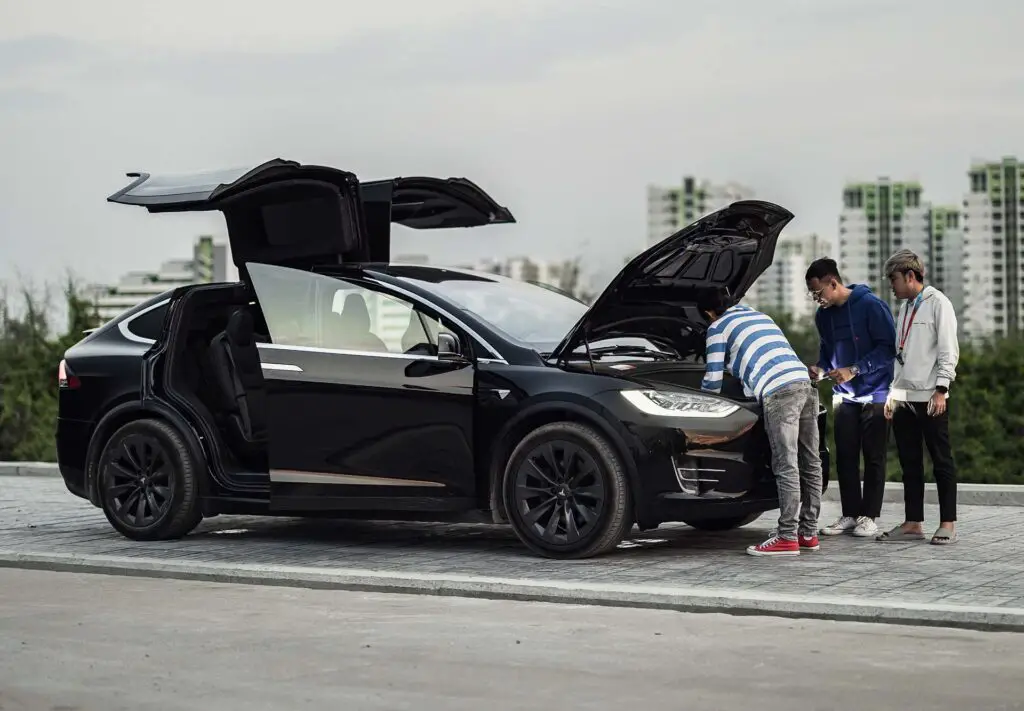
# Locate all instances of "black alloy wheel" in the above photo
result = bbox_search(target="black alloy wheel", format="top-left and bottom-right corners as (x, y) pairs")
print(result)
(504, 422), (632, 559)
(104, 433), (173, 528)
(98, 418), (203, 541)
(515, 440), (605, 545)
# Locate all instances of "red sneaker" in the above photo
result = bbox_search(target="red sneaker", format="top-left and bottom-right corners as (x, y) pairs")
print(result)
(746, 535), (800, 557)
(799, 534), (820, 551)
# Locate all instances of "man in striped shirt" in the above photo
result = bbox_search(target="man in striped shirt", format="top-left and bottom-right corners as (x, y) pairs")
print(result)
(699, 287), (823, 556)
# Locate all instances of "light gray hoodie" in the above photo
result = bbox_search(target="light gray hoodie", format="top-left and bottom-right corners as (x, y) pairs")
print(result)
(888, 285), (959, 403)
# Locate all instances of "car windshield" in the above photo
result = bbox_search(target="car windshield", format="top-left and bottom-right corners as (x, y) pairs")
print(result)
(394, 270), (588, 352)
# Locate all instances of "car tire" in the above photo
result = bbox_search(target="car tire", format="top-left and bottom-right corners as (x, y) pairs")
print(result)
(682, 512), (762, 531)
(97, 418), (203, 541)
(503, 421), (632, 559)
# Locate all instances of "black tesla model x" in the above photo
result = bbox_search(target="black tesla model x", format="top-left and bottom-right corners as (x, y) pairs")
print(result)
(55, 158), (829, 559)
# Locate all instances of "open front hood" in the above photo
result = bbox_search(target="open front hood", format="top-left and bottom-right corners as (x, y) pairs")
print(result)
(550, 200), (794, 360)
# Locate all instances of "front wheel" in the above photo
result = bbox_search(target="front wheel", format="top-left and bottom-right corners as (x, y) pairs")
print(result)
(682, 512), (762, 531)
(503, 421), (633, 559)
(97, 418), (203, 541)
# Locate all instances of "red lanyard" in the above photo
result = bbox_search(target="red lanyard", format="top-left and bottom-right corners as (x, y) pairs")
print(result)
(897, 295), (923, 353)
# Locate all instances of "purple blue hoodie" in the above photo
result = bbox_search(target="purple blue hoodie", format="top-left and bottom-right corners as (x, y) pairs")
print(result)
(814, 284), (897, 404)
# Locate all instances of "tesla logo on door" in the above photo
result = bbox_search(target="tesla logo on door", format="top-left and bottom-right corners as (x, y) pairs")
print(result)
(495, 389), (510, 399)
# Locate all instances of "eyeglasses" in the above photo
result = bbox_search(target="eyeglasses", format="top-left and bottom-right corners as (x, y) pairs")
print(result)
(807, 286), (829, 304)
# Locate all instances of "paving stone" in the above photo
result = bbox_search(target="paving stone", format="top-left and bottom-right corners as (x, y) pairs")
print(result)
(1, 477), (1023, 614)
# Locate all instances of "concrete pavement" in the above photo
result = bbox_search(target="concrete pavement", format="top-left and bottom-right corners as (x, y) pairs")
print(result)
(2, 476), (1024, 631)
(2, 568), (1024, 711)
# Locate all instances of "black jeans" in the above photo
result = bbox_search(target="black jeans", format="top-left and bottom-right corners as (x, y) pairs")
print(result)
(892, 401), (957, 522)
(834, 401), (888, 519)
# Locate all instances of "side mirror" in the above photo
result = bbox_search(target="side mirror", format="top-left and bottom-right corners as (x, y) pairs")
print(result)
(437, 332), (463, 358)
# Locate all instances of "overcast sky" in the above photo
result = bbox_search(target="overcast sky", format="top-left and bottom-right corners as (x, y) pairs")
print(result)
(2, 0), (1023, 295)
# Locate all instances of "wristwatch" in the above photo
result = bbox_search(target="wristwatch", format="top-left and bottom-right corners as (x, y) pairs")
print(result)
(935, 385), (948, 394)
(849, 365), (860, 377)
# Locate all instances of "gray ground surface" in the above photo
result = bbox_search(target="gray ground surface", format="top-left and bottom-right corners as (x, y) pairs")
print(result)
(3, 477), (1023, 609)
(1, 568), (1023, 711)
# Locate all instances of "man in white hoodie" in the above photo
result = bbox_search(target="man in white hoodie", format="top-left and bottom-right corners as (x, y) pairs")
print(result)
(876, 249), (960, 545)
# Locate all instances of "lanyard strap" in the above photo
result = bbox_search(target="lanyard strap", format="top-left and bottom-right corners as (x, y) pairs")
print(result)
(897, 295), (923, 352)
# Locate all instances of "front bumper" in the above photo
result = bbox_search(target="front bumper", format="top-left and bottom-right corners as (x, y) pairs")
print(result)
(592, 391), (830, 527)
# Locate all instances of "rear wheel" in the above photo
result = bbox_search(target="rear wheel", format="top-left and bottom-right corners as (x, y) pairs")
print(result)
(503, 422), (632, 559)
(97, 418), (203, 541)
(682, 512), (762, 531)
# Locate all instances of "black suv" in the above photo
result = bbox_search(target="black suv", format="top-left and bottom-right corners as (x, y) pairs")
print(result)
(56, 158), (829, 559)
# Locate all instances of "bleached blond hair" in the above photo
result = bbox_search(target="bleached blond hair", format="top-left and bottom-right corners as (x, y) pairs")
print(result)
(883, 249), (925, 281)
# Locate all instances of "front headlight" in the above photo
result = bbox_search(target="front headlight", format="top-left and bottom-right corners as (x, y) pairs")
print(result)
(620, 389), (739, 418)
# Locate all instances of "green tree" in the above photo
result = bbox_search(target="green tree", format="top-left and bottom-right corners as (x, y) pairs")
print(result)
(0, 279), (100, 461)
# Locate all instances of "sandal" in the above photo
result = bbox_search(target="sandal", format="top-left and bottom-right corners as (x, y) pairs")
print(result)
(930, 527), (957, 545)
(875, 525), (926, 543)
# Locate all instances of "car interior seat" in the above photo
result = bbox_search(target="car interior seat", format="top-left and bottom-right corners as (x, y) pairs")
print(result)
(207, 308), (269, 466)
(328, 292), (388, 352)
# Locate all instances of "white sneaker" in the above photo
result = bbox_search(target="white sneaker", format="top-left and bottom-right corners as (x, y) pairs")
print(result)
(820, 516), (857, 536)
(852, 516), (879, 537)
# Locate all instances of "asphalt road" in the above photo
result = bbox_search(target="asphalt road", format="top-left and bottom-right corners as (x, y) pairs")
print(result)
(1, 569), (1023, 711)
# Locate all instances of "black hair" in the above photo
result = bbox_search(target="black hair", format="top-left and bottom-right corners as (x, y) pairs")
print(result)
(696, 286), (736, 316)
(805, 258), (841, 283)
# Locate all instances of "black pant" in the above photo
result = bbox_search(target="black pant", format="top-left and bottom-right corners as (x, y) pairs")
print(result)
(834, 401), (888, 519)
(892, 401), (957, 522)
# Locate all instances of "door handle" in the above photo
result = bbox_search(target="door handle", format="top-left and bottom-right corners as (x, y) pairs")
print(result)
(261, 362), (303, 372)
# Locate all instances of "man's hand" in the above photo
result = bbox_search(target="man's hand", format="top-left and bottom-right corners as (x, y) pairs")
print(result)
(927, 390), (947, 417)
(808, 365), (823, 382)
(884, 398), (895, 420)
(828, 367), (857, 384)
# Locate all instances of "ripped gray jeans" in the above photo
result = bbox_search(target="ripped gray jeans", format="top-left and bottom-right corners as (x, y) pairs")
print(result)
(761, 380), (822, 540)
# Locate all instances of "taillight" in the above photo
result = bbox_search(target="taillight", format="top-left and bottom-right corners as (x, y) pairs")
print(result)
(58, 359), (81, 389)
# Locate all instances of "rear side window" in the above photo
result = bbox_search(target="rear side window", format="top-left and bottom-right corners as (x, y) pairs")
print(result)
(124, 303), (168, 341)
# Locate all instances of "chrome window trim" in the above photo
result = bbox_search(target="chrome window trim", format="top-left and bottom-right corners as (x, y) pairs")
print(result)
(117, 298), (171, 345)
(261, 362), (304, 372)
(258, 342), (442, 362)
(361, 276), (509, 363)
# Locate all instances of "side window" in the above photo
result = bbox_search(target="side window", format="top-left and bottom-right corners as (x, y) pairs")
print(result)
(247, 262), (320, 347)
(326, 283), (438, 354)
(247, 262), (452, 355)
(124, 302), (168, 341)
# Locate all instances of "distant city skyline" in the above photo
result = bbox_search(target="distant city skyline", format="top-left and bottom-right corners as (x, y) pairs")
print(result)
(645, 154), (1023, 342)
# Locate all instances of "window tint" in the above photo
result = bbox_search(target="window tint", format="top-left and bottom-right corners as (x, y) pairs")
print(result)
(396, 270), (586, 352)
(247, 262), (452, 356)
(125, 303), (168, 340)
(328, 284), (444, 354)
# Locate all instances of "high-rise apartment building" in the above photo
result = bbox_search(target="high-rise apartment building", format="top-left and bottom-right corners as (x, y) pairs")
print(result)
(646, 177), (754, 247)
(961, 156), (1024, 342)
(838, 178), (931, 309)
(745, 233), (830, 320)
(928, 206), (965, 317)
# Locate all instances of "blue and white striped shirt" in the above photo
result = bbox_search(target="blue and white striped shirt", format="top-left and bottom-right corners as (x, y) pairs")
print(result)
(701, 304), (809, 402)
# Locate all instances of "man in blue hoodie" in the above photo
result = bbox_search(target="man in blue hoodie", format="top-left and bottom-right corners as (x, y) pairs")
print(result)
(805, 258), (897, 538)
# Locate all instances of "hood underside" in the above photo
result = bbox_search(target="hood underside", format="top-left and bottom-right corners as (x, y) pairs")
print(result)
(551, 200), (794, 360)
